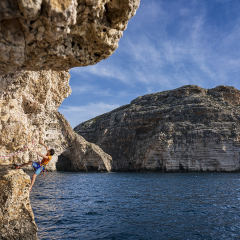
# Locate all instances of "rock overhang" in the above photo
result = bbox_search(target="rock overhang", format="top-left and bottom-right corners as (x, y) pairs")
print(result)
(0, 0), (140, 76)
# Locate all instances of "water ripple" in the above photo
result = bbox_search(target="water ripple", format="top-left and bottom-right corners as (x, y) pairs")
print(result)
(29, 172), (240, 240)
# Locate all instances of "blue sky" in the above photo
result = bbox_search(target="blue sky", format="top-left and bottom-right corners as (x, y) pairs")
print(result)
(59, 0), (240, 128)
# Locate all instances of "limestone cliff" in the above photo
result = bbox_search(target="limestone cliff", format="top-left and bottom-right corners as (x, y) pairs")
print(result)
(0, 168), (37, 240)
(54, 111), (112, 172)
(0, 1), (140, 238)
(0, 69), (112, 239)
(0, 70), (71, 167)
(75, 85), (240, 172)
(0, 70), (112, 172)
(0, 0), (140, 75)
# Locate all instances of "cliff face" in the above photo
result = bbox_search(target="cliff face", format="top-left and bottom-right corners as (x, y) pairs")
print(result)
(54, 112), (112, 172)
(0, 0), (140, 75)
(0, 169), (37, 240)
(0, 70), (71, 167)
(0, 1), (140, 238)
(0, 70), (112, 238)
(0, 70), (112, 172)
(75, 85), (240, 172)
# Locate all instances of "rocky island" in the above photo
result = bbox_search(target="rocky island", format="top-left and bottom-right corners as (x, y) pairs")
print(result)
(75, 85), (240, 172)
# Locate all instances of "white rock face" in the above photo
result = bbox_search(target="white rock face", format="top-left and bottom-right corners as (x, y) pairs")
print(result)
(0, 70), (71, 166)
(75, 85), (240, 172)
(0, 70), (112, 172)
(138, 131), (240, 172)
(0, 0), (140, 75)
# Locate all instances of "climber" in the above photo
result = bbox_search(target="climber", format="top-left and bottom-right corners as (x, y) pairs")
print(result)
(15, 141), (55, 191)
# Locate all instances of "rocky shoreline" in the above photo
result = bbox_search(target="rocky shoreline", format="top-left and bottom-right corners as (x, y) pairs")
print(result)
(75, 85), (240, 173)
(0, 0), (140, 238)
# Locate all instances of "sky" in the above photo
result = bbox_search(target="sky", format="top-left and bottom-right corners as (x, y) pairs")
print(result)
(59, 0), (240, 128)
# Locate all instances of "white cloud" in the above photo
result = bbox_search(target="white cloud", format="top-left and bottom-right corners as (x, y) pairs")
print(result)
(69, 0), (240, 104)
(71, 84), (112, 96)
(58, 102), (120, 128)
(71, 64), (131, 84)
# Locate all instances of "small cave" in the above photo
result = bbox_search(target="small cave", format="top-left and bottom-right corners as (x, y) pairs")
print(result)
(85, 165), (99, 172)
(56, 154), (72, 171)
(77, 43), (82, 50)
(179, 163), (188, 172)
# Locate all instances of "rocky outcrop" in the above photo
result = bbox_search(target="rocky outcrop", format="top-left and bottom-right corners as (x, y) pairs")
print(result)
(0, 69), (112, 238)
(0, 70), (112, 172)
(0, 168), (37, 240)
(0, 70), (71, 167)
(53, 111), (112, 172)
(0, 1), (140, 238)
(75, 85), (240, 172)
(0, 0), (140, 75)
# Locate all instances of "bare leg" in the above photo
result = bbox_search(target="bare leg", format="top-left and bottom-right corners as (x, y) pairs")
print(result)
(16, 161), (33, 168)
(29, 173), (37, 191)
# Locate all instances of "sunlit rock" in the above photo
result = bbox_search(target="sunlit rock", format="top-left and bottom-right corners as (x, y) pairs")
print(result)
(0, 70), (112, 172)
(0, 169), (37, 239)
(75, 85), (240, 172)
(0, 0), (140, 75)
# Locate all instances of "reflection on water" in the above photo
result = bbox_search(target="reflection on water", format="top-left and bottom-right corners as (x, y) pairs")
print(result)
(29, 172), (240, 240)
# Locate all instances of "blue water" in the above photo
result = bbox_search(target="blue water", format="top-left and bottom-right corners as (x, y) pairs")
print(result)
(29, 172), (240, 240)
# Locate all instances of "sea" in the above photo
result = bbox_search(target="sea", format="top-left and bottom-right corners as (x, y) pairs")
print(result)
(29, 172), (240, 240)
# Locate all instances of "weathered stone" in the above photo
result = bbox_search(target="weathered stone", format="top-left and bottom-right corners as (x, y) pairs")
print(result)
(0, 1), (140, 237)
(0, 169), (38, 240)
(0, 70), (71, 167)
(0, 69), (112, 238)
(0, 70), (112, 172)
(53, 111), (112, 172)
(0, 0), (140, 75)
(75, 85), (240, 172)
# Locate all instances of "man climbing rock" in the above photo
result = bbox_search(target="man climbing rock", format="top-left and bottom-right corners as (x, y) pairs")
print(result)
(15, 141), (55, 191)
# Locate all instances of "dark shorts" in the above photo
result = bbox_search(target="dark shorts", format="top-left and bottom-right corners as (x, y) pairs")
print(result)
(32, 162), (44, 175)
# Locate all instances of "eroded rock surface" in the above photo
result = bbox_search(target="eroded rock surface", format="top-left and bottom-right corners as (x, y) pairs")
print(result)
(53, 111), (112, 172)
(0, 70), (71, 167)
(0, 69), (112, 238)
(0, 0), (140, 75)
(0, 169), (37, 240)
(0, 1), (139, 238)
(0, 70), (112, 172)
(75, 85), (240, 172)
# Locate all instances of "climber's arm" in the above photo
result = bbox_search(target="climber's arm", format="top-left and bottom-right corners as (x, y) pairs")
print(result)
(39, 141), (49, 151)
(36, 151), (49, 160)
